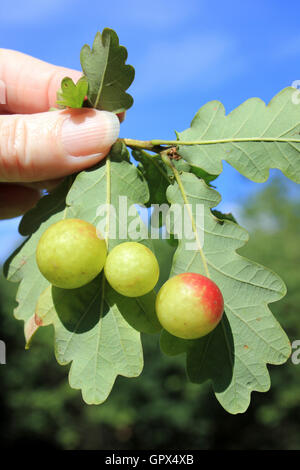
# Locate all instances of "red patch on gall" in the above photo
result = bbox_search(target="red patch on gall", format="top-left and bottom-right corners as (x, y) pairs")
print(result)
(34, 314), (43, 327)
(180, 272), (224, 324)
(73, 220), (97, 239)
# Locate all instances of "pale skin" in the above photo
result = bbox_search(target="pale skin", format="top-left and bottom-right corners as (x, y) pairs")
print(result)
(0, 49), (123, 219)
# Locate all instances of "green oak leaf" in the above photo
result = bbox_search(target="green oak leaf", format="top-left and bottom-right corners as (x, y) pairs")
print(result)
(211, 209), (238, 224)
(56, 76), (88, 108)
(66, 148), (150, 249)
(110, 139), (130, 162)
(189, 166), (218, 184)
(4, 178), (72, 322)
(165, 158), (190, 178)
(160, 171), (291, 414)
(105, 287), (161, 335)
(132, 149), (170, 206)
(30, 280), (143, 404)
(80, 29), (134, 113)
(177, 87), (300, 183)
(4, 144), (161, 404)
(151, 237), (177, 292)
(160, 329), (195, 356)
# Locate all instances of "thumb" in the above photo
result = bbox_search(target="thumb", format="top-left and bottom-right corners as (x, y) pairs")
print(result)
(0, 108), (120, 182)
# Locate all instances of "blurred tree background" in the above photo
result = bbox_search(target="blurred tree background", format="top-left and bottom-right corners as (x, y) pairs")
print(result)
(0, 177), (300, 450)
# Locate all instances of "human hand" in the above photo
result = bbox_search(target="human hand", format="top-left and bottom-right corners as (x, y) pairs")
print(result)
(0, 49), (121, 219)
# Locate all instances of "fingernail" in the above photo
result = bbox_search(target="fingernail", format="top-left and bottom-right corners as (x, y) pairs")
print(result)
(61, 110), (120, 157)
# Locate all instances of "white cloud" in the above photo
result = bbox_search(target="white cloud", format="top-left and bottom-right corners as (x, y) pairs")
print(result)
(132, 32), (246, 98)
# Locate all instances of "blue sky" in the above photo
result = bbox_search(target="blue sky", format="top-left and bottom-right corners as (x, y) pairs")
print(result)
(0, 0), (300, 261)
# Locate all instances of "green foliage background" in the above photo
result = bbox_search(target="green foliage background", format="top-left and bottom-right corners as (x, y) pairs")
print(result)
(0, 177), (300, 449)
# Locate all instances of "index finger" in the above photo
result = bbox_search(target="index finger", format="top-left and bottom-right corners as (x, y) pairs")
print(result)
(0, 49), (82, 114)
